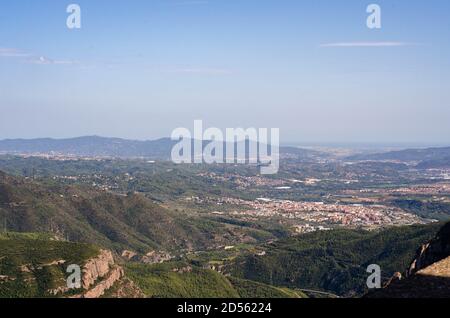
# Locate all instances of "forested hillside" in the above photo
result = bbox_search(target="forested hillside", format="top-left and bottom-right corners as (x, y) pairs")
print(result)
(229, 223), (443, 296)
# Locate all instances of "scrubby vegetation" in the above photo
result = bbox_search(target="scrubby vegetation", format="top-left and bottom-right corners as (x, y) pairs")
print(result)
(227, 277), (306, 298)
(125, 262), (239, 298)
(0, 171), (278, 253)
(125, 262), (306, 298)
(229, 223), (443, 297)
(390, 199), (450, 221)
(0, 233), (99, 298)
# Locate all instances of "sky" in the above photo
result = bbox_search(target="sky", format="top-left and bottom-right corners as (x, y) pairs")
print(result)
(1, 0), (450, 144)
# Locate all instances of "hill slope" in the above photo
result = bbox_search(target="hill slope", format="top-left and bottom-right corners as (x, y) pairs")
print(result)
(0, 233), (98, 297)
(367, 222), (450, 298)
(228, 223), (443, 297)
(125, 262), (306, 298)
(0, 171), (273, 253)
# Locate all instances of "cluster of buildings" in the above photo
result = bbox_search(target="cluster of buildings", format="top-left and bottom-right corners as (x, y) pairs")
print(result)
(194, 196), (428, 229)
(242, 199), (425, 227)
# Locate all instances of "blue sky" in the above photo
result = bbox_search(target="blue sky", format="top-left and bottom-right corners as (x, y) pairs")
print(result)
(1, 0), (450, 144)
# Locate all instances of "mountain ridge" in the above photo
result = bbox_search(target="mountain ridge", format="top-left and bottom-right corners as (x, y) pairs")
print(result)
(348, 146), (450, 162)
(0, 136), (321, 159)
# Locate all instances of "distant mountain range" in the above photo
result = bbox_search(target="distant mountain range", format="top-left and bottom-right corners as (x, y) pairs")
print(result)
(0, 136), (320, 160)
(0, 136), (175, 159)
(348, 146), (450, 162)
(347, 146), (450, 168)
(3, 137), (450, 169)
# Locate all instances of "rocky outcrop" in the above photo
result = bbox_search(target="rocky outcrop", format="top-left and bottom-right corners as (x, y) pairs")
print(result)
(82, 266), (124, 298)
(45, 248), (144, 298)
(104, 277), (146, 298)
(172, 266), (193, 274)
(69, 249), (125, 298)
(407, 222), (450, 277)
(141, 250), (172, 264)
(0, 275), (15, 282)
(82, 250), (115, 290)
(120, 250), (173, 264)
(418, 256), (450, 278)
(383, 272), (402, 288)
(121, 250), (138, 261)
(366, 222), (450, 298)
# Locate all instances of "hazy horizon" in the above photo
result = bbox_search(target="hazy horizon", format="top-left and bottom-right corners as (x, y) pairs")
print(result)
(1, 0), (450, 144)
(0, 134), (449, 150)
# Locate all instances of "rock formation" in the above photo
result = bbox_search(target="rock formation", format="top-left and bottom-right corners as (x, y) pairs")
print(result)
(70, 249), (127, 298)
(407, 222), (450, 277)
(367, 222), (450, 298)
(82, 266), (125, 298)
(82, 250), (116, 290)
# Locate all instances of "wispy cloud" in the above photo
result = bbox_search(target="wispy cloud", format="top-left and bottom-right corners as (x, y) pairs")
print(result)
(26, 56), (79, 65)
(0, 46), (78, 66)
(320, 42), (420, 48)
(0, 48), (31, 58)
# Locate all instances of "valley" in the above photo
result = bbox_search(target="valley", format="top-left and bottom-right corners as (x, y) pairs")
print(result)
(1, 138), (450, 298)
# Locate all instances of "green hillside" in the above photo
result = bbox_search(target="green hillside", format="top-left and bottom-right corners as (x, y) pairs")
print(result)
(227, 277), (306, 298)
(0, 233), (99, 298)
(0, 233), (304, 299)
(125, 262), (239, 298)
(0, 171), (276, 253)
(228, 223), (443, 297)
(125, 262), (306, 298)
